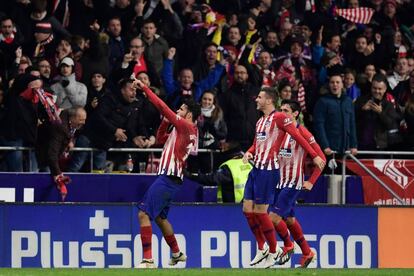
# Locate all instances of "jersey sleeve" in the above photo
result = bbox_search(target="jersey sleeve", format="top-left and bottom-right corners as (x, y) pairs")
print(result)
(300, 126), (326, 185)
(155, 119), (170, 145)
(142, 85), (189, 131)
(275, 113), (318, 159)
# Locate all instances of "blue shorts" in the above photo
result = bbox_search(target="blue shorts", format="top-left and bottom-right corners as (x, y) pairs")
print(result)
(243, 167), (279, 204)
(138, 175), (181, 220)
(269, 187), (301, 218)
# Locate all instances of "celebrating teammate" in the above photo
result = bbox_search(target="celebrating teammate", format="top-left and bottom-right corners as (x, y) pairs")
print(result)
(242, 87), (325, 268)
(270, 100), (326, 268)
(133, 79), (200, 268)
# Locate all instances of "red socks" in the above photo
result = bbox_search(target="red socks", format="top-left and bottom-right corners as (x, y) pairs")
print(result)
(288, 219), (311, 255)
(165, 234), (180, 254)
(243, 212), (266, 250)
(275, 220), (293, 248)
(255, 213), (277, 253)
(140, 225), (153, 259)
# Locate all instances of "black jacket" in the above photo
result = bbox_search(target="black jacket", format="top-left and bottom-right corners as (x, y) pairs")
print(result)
(220, 82), (260, 151)
(84, 92), (146, 149)
(36, 111), (72, 176)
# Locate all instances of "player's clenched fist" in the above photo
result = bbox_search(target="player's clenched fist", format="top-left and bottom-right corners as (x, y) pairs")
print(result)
(242, 151), (253, 164)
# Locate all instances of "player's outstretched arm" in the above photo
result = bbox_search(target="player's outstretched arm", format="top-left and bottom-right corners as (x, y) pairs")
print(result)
(134, 79), (181, 127)
(300, 126), (326, 188)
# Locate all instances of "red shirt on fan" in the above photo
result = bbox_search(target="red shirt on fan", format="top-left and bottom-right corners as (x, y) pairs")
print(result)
(277, 124), (325, 190)
(247, 111), (318, 170)
(142, 86), (198, 179)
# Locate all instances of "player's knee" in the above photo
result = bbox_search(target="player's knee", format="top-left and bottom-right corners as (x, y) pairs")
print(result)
(269, 212), (282, 224)
(285, 216), (295, 226)
(138, 210), (149, 223)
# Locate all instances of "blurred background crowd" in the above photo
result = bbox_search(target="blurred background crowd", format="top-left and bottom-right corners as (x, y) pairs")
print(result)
(0, 0), (413, 174)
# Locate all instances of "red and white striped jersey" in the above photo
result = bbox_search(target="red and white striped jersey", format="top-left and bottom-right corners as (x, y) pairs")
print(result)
(247, 112), (318, 170)
(277, 124), (325, 189)
(143, 86), (198, 179)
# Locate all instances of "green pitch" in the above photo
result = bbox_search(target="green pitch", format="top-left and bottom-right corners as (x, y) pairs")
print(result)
(0, 269), (414, 276)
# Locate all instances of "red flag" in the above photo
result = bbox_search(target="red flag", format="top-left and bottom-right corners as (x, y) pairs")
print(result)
(335, 7), (374, 24)
(346, 159), (414, 205)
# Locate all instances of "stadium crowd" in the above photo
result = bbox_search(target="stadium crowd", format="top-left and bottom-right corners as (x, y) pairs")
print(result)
(0, 0), (414, 175)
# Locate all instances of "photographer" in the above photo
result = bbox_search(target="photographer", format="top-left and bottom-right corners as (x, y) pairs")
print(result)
(355, 73), (403, 150)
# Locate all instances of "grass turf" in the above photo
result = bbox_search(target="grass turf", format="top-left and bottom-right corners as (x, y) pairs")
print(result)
(0, 269), (414, 276)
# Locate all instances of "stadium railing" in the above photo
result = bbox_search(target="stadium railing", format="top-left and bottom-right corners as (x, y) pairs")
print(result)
(0, 146), (221, 173)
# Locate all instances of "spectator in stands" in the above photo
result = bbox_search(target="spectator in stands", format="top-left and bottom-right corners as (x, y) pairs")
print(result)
(198, 90), (227, 150)
(393, 70), (414, 111)
(355, 73), (403, 150)
(223, 26), (242, 50)
(0, 73), (51, 171)
(67, 79), (148, 172)
(0, 17), (23, 82)
(344, 68), (361, 102)
(135, 71), (160, 144)
(387, 57), (410, 90)
(51, 57), (87, 109)
(346, 34), (384, 73)
(313, 71), (358, 156)
(106, 16), (126, 74)
(193, 42), (220, 82)
(112, 36), (159, 86)
(50, 37), (83, 81)
(37, 58), (52, 91)
(140, 19), (169, 75)
(85, 70), (110, 116)
(260, 30), (283, 60)
(313, 30), (343, 85)
(24, 21), (55, 63)
(161, 47), (224, 108)
(133, 0), (184, 47)
(240, 49), (276, 88)
(36, 107), (86, 199)
(220, 65), (260, 151)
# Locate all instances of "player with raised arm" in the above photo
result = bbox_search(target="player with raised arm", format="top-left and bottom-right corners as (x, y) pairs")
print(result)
(133, 79), (200, 268)
(270, 100), (326, 268)
(242, 87), (325, 268)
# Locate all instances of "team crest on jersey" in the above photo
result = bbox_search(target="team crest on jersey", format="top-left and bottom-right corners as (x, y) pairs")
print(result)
(256, 131), (267, 141)
(289, 137), (296, 145)
(264, 120), (271, 127)
(279, 148), (292, 158)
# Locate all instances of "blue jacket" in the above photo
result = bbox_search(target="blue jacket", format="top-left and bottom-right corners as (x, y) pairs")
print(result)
(313, 93), (357, 153)
(161, 59), (224, 107)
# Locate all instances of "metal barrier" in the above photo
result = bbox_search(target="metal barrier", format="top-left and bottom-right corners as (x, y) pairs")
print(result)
(341, 150), (414, 205)
(0, 146), (220, 173)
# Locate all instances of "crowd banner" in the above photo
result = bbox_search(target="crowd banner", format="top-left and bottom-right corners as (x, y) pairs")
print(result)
(0, 204), (378, 268)
(346, 160), (414, 205)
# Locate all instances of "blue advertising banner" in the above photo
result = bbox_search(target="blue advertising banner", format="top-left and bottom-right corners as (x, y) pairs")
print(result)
(0, 204), (377, 268)
(0, 173), (334, 203)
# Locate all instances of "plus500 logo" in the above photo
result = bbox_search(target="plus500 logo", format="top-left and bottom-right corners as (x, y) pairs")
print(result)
(11, 231), (372, 268)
